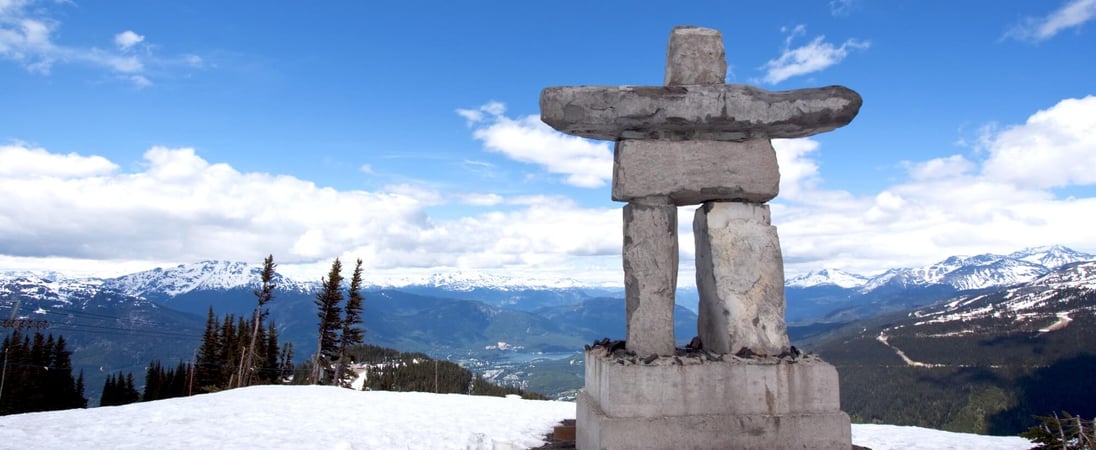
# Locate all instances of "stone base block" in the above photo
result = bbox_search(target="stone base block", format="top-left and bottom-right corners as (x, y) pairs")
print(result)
(578, 393), (851, 450)
(578, 349), (850, 449)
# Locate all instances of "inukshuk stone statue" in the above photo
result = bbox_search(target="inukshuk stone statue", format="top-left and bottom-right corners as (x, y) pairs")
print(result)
(540, 26), (861, 449)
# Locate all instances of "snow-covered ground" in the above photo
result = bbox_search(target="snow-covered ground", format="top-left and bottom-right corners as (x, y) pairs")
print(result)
(0, 385), (1033, 449)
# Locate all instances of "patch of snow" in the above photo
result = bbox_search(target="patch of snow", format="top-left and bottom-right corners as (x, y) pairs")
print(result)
(0, 386), (1033, 449)
(786, 268), (869, 288)
(852, 424), (1030, 450)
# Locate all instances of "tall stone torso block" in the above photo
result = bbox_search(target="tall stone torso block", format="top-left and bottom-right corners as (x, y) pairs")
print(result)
(694, 201), (789, 356)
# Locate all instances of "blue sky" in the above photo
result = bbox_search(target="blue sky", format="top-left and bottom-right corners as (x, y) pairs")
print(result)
(2, 0), (1095, 285)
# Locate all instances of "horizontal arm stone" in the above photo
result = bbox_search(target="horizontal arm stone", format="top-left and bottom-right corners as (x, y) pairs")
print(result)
(540, 84), (862, 141)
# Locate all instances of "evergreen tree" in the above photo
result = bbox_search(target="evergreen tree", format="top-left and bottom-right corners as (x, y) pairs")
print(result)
(279, 342), (295, 382)
(100, 373), (117, 406)
(195, 307), (221, 392)
(217, 313), (238, 388)
(100, 371), (138, 407)
(239, 254), (277, 388)
(143, 361), (164, 401)
(123, 373), (140, 404)
(74, 370), (87, 408)
(0, 331), (86, 415)
(259, 323), (280, 384)
(311, 258), (344, 384)
(335, 259), (366, 387)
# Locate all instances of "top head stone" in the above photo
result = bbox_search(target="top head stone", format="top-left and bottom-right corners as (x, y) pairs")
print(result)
(665, 26), (726, 86)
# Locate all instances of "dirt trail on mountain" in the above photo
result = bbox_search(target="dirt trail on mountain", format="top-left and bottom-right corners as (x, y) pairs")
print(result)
(875, 332), (941, 368)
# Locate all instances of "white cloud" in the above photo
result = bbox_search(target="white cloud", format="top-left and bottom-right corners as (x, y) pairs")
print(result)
(980, 96), (1096, 189)
(456, 101), (505, 125)
(903, 154), (975, 181)
(0, 144), (625, 284)
(114, 30), (143, 50)
(829, 0), (856, 16)
(4, 97), (1095, 286)
(0, 143), (119, 177)
(457, 193), (503, 206)
(774, 96), (1096, 277)
(1005, 0), (1096, 42)
(0, 1), (197, 85)
(772, 138), (822, 201)
(461, 102), (613, 188)
(760, 25), (869, 84)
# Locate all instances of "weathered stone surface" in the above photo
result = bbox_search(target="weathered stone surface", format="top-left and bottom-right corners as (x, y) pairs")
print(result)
(578, 349), (851, 450)
(623, 197), (677, 356)
(665, 26), (726, 85)
(612, 139), (779, 205)
(584, 349), (842, 418)
(694, 202), (789, 355)
(540, 83), (862, 141)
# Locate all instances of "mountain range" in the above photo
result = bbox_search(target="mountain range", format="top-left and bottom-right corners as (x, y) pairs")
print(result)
(2, 244), (1093, 408)
(784, 245), (1093, 325)
(804, 259), (1096, 435)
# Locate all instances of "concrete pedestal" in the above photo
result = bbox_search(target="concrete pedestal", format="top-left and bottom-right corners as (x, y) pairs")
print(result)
(577, 349), (851, 449)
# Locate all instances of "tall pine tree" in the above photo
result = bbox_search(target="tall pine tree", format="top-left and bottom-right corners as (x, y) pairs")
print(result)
(194, 307), (221, 392)
(335, 259), (366, 386)
(311, 258), (343, 384)
(239, 254), (277, 388)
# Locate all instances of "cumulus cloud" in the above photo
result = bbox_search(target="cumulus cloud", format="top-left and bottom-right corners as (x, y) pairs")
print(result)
(0, 1), (199, 85)
(1005, 0), (1096, 42)
(979, 96), (1096, 188)
(0, 143), (119, 177)
(760, 25), (869, 84)
(774, 96), (1096, 276)
(0, 144), (624, 284)
(4, 97), (1095, 285)
(461, 102), (613, 188)
(114, 30), (143, 51)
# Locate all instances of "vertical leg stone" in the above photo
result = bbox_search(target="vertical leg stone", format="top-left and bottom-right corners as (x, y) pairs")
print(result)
(694, 201), (789, 356)
(623, 196), (678, 356)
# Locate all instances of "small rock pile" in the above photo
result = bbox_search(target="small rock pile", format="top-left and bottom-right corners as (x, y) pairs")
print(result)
(585, 337), (813, 367)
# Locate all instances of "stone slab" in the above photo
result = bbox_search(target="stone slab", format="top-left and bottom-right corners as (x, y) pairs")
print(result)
(578, 393), (851, 450)
(623, 197), (678, 355)
(612, 139), (779, 205)
(694, 202), (789, 355)
(540, 83), (862, 142)
(665, 26), (726, 86)
(583, 348), (842, 418)
(578, 396), (852, 450)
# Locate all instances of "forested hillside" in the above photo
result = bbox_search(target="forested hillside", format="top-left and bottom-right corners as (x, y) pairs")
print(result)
(805, 265), (1096, 435)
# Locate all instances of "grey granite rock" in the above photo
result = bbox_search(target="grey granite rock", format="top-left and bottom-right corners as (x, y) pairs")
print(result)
(665, 26), (726, 86)
(540, 83), (862, 141)
(694, 202), (789, 356)
(612, 139), (779, 205)
(623, 197), (678, 356)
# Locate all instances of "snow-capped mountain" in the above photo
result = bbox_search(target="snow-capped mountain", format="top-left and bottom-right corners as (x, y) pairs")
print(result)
(784, 245), (1094, 325)
(0, 274), (104, 306)
(102, 260), (314, 298)
(1009, 244), (1093, 269)
(857, 246), (1094, 293)
(375, 271), (589, 291)
(786, 269), (869, 288)
(909, 260), (1096, 330)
